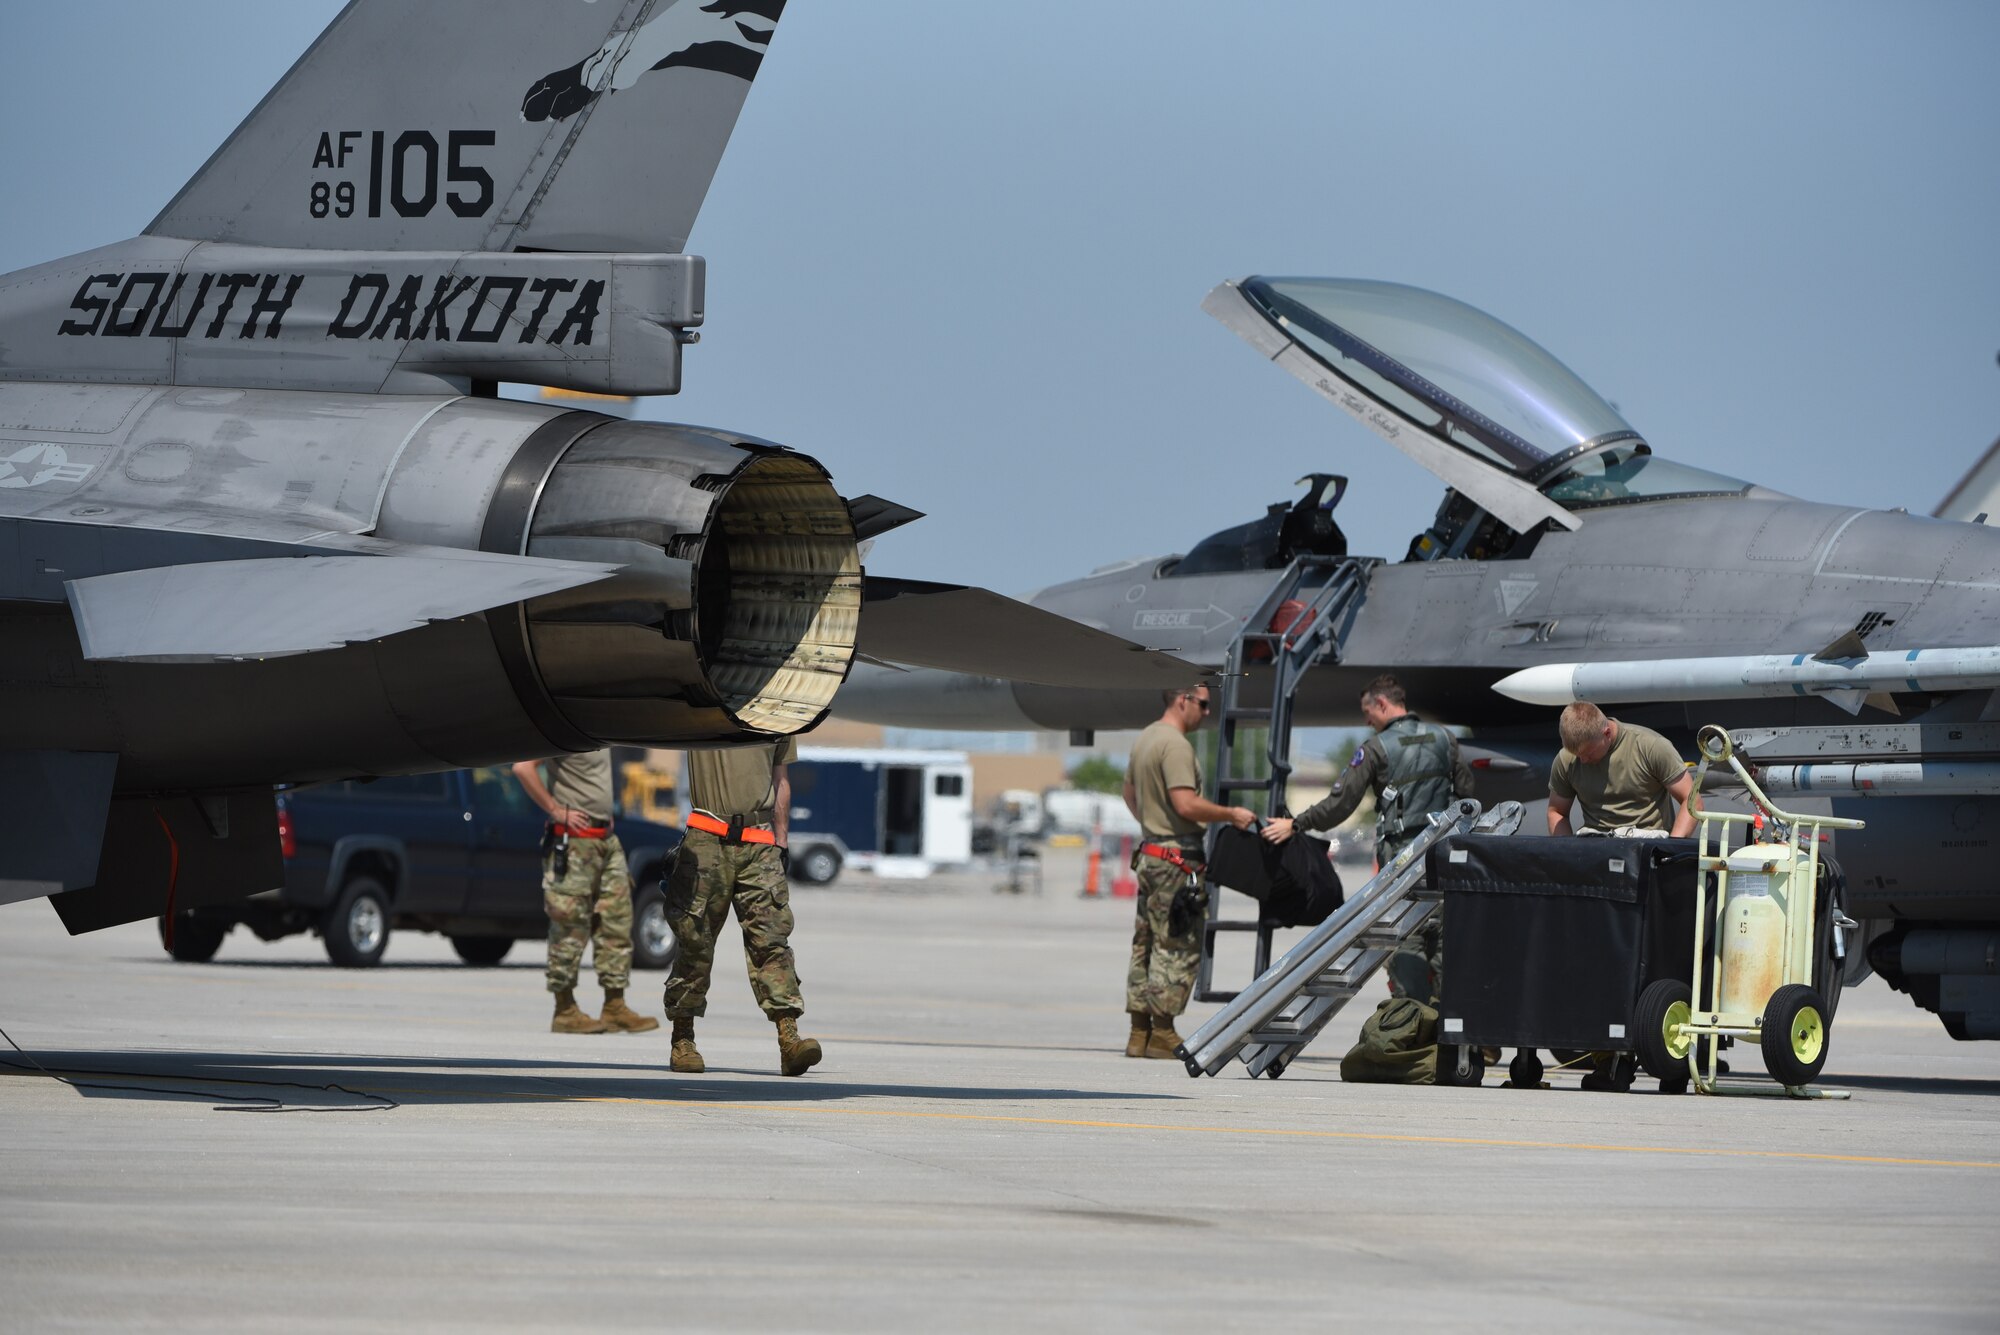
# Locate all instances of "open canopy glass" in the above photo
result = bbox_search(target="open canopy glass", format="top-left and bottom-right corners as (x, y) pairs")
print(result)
(1235, 275), (1753, 510)
(1240, 276), (1641, 473)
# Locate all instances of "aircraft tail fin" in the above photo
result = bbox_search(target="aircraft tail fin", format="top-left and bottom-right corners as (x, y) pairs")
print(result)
(147, 0), (787, 255)
(1935, 436), (2000, 523)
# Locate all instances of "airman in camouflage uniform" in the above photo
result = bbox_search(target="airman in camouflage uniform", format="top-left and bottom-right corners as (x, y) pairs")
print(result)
(1263, 674), (1473, 1002)
(1120, 683), (1257, 1058)
(664, 737), (822, 1077)
(511, 750), (659, 1035)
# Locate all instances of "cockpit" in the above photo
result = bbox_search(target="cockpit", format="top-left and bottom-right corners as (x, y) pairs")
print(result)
(1168, 474), (1349, 576)
(1534, 441), (1750, 509)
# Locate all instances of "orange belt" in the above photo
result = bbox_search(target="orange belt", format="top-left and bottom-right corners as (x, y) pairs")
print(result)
(548, 822), (613, 840)
(1140, 842), (1204, 871)
(687, 811), (778, 845)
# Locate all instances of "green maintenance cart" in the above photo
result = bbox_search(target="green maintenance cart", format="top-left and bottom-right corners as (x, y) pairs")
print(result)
(1633, 724), (1866, 1097)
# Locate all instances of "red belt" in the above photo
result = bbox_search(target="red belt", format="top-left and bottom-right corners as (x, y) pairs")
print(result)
(548, 821), (612, 840)
(1140, 842), (1204, 871)
(687, 811), (778, 845)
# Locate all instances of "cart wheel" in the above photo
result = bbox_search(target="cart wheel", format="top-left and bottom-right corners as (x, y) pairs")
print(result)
(1507, 1050), (1544, 1089)
(1634, 978), (1695, 1081)
(1437, 1044), (1485, 1087)
(1657, 1071), (1691, 1095)
(1762, 983), (1829, 1087)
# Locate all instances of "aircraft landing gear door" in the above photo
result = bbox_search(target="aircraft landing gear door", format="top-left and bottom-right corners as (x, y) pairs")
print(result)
(882, 767), (924, 856)
(924, 766), (974, 865)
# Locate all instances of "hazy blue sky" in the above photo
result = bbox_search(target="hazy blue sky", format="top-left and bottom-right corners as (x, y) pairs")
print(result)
(3, 2), (1996, 598)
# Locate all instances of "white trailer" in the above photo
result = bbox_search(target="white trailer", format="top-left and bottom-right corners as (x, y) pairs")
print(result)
(785, 747), (975, 882)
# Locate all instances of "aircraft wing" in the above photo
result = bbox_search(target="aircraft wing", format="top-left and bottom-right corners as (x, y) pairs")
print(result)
(860, 577), (1203, 689)
(67, 548), (617, 664)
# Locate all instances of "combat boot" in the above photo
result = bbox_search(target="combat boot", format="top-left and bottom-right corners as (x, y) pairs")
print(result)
(1125, 1012), (1151, 1058)
(669, 1018), (704, 1073)
(776, 1015), (823, 1077)
(1143, 1014), (1183, 1060)
(551, 988), (608, 1034)
(599, 988), (660, 1034)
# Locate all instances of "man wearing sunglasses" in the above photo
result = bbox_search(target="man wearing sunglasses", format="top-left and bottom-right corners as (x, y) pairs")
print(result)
(1120, 682), (1257, 1058)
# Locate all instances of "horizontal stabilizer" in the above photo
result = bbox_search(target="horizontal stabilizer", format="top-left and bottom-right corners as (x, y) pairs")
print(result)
(860, 577), (1201, 688)
(67, 551), (617, 663)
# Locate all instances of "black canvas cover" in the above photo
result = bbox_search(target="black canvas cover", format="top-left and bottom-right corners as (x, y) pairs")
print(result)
(1205, 827), (1344, 927)
(1432, 836), (1697, 1052)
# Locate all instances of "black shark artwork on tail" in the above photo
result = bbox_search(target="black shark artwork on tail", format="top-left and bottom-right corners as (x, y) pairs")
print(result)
(523, 0), (785, 123)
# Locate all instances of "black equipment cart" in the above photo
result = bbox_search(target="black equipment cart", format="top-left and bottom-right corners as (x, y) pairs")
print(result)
(1433, 835), (1699, 1091)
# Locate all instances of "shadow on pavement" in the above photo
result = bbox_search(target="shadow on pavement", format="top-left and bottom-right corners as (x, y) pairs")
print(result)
(0, 1048), (1183, 1109)
(1818, 1072), (2000, 1098)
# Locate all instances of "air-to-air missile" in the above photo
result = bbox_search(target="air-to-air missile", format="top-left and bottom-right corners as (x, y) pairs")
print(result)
(1493, 647), (2000, 710)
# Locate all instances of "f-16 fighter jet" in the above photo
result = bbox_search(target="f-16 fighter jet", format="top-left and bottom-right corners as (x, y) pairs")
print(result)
(0, 2), (1191, 937)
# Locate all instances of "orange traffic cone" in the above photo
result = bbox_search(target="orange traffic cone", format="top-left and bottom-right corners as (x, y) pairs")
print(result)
(1081, 820), (1103, 897)
(1111, 835), (1137, 898)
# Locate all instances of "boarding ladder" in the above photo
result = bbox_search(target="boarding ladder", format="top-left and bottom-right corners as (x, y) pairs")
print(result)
(1196, 554), (1377, 1002)
(1179, 799), (1526, 1079)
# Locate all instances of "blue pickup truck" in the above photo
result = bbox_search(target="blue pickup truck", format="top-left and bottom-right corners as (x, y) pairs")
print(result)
(159, 765), (683, 969)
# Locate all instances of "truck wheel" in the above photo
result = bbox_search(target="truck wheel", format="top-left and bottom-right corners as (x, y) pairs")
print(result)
(451, 935), (512, 966)
(795, 845), (841, 885)
(323, 876), (390, 967)
(157, 913), (227, 963)
(631, 881), (678, 971)
(1761, 983), (1829, 1087)
(1634, 978), (1694, 1081)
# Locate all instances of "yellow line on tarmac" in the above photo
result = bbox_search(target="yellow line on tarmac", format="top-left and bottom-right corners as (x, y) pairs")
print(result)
(352, 1082), (2000, 1170)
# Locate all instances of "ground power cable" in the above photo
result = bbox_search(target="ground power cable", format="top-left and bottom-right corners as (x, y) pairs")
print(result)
(0, 1025), (399, 1114)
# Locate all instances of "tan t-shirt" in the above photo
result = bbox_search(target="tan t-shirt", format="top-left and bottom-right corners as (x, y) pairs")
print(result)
(1127, 720), (1204, 843)
(687, 736), (798, 819)
(1549, 721), (1686, 832)
(544, 749), (614, 823)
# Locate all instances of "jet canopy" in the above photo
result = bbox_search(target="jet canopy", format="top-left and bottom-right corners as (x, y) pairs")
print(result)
(1239, 277), (1636, 474)
(1210, 276), (1754, 531)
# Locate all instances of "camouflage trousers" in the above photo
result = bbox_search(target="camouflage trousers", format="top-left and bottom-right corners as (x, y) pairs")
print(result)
(662, 829), (803, 1020)
(543, 833), (633, 993)
(1126, 855), (1201, 1018)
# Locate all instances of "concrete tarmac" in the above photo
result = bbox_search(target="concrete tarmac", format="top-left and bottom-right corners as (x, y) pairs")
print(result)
(2, 849), (1997, 1332)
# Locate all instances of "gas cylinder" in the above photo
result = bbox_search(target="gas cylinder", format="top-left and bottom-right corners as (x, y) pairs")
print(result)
(1719, 844), (1791, 1016)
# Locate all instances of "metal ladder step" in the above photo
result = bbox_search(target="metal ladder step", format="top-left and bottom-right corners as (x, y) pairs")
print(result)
(1361, 899), (1434, 947)
(1193, 554), (1382, 1006)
